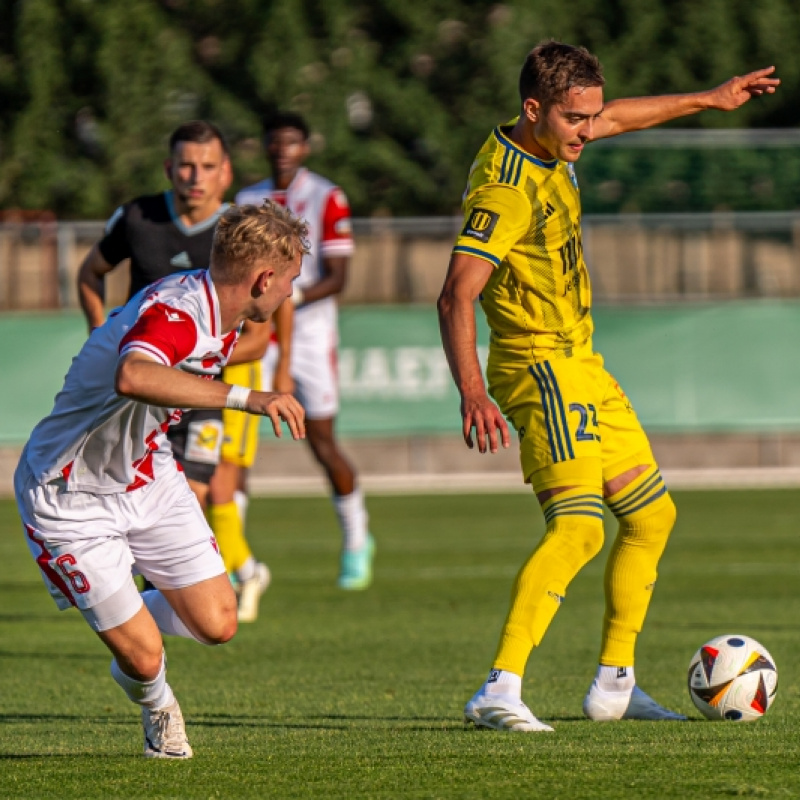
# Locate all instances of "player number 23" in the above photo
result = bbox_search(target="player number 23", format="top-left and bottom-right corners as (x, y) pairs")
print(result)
(569, 403), (600, 442)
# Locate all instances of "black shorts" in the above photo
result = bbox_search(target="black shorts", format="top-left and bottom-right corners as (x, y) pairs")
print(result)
(167, 409), (224, 485)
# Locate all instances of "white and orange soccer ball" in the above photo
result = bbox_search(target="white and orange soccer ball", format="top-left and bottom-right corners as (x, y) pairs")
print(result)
(687, 634), (778, 721)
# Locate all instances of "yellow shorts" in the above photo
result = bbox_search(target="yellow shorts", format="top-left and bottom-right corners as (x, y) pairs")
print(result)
(488, 350), (655, 494)
(221, 361), (262, 468)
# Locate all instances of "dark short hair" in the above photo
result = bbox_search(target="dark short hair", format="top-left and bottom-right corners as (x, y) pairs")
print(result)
(519, 40), (604, 108)
(169, 120), (230, 157)
(261, 112), (310, 141)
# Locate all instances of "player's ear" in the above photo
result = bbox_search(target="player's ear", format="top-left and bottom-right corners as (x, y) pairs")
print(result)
(523, 97), (541, 124)
(164, 159), (173, 181)
(253, 267), (274, 296)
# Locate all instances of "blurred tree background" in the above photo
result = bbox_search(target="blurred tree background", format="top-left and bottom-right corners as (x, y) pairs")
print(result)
(0, 0), (799, 219)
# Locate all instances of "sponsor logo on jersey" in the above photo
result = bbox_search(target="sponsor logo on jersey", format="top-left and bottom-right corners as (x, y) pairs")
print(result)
(462, 208), (499, 244)
(543, 202), (556, 219)
(170, 251), (193, 269)
(165, 310), (184, 323)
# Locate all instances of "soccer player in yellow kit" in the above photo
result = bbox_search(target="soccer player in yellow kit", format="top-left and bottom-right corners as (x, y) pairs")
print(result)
(438, 40), (779, 731)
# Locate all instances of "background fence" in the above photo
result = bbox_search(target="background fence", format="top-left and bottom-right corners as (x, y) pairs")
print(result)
(4, 211), (800, 311)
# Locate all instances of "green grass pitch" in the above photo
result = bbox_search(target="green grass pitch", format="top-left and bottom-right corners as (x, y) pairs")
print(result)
(1, 490), (799, 798)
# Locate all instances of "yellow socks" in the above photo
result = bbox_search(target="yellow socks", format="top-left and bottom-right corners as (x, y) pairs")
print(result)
(208, 501), (252, 574)
(601, 467), (677, 666)
(493, 488), (605, 675)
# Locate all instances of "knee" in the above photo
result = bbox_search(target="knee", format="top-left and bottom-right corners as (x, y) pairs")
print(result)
(546, 515), (605, 567)
(118, 643), (165, 682)
(619, 492), (677, 544)
(196, 602), (238, 645)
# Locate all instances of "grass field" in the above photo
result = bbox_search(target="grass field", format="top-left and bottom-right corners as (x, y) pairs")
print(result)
(1, 489), (799, 799)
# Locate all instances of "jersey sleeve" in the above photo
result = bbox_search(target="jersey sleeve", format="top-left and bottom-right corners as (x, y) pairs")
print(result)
(119, 303), (198, 367)
(97, 205), (131, 266)
(319, 188), (354, 258)
(452, 184), (532, 268)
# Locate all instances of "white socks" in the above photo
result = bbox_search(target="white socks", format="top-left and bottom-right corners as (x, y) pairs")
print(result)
(594, 665), (635, 693)
(235, 556), (257, 583)
(233, 490), (249, 526)
(333, 488), (369, 551)
(141, 590), (202, 643)
(111, 652), (174, 710)
(483, 669), (523, 699)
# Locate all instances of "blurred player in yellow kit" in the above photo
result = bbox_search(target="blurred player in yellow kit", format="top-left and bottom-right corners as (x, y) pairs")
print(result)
(208, 303), (293, 622)
(438, 40), (779, 731)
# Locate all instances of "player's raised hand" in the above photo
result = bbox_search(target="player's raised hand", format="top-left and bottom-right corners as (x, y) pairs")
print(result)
(461, 392), (510, 454)
(248, 391), (306, 440)
(708, 67), (780, 111)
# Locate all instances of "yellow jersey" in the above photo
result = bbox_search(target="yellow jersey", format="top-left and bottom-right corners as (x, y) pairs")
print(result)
(453, 119), (593, 365)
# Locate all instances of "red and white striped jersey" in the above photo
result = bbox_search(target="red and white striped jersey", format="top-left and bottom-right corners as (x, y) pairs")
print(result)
(25, 270), (239, 494)
(235, 168), (353, 345)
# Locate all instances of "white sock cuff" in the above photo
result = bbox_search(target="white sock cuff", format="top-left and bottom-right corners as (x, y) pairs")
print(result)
(596, 664), (636, 691)
(485, 668), (522, 697)
(110, 653), (174, 709)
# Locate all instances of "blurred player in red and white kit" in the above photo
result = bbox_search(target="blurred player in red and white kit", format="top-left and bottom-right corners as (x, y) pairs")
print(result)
(15, 203), (307, 758)
(235, 112), (374, 590)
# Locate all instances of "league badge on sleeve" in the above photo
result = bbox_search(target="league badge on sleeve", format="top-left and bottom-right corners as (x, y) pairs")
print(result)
(462, 208), (499, 244)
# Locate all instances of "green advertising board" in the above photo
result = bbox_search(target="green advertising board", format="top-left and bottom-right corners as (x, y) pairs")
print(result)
(2, 302), (800, 445)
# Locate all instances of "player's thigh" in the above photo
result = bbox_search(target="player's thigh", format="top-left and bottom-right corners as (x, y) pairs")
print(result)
(292, 336), (339, 420)
(597, 369), (657, 484)
(489, 355), (605, 494)
(124, 470), (226, 591)
(221, 361), (262, 468)
(167, 409), (223, 485)
(14, 458), (136, 614)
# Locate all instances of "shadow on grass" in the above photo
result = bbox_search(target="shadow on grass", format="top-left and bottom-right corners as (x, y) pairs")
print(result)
(0, 649), (107, 661)
(650, 621), (799, 632)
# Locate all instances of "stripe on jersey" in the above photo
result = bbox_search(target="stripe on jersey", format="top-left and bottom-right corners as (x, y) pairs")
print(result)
(452, 246), (501, 267)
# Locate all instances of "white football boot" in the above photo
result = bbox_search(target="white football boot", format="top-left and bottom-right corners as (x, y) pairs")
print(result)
(464, 690), (554, 732)
(583, 683), (687, 721)
(142, 699), (193, 758)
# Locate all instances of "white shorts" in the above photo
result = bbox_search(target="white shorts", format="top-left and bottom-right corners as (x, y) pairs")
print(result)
(14, 457), (225, 614)
(262, 329), (339, 419)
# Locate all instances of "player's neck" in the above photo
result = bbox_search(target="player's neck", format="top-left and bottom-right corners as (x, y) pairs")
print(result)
(509, 118), (554, 161)
(272, 168), (300, 191)
(171, 192), (223, 227)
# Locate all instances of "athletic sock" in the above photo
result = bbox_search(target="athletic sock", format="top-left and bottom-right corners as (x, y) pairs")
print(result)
(111, 652), (175, 710)
(141, 589), (202, 643)
(594, 664), (636, 693)
(493, 488), (605, 676)
(602, 468), (677, 666)
(332, 488), (368, 551)
(233, 489), (249, 527)
(483, 668), (523, 699)
(208, 500), (252, 574)
(234, 555), (257, 583)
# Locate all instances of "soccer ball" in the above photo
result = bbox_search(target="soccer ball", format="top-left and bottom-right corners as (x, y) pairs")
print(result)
(687, 634), (778, 721)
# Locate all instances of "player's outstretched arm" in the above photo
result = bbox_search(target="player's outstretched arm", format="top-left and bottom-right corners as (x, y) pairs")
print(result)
(593, 66), (780, 140)
(115, 352), (305, 440)
(437, 253), (510, 455)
